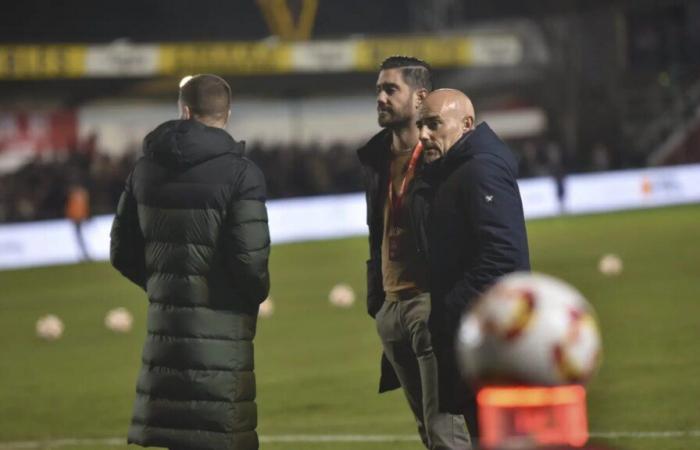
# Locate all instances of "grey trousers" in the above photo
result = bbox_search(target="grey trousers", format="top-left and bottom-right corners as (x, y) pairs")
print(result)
(376, 293), (472, 450)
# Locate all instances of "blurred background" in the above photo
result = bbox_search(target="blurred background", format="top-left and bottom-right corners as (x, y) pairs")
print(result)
(1, 0), (699, 221)
(0, 1), (699, 450)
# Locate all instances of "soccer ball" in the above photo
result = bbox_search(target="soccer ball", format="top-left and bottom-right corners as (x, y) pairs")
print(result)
(329, 283), (355, 308)
(36, 314), (64, 341)
(598, 253), (623, 276)
(456, 272), (602, 386)
(258, 297), (275, 318)
(105, 307), (133, 333)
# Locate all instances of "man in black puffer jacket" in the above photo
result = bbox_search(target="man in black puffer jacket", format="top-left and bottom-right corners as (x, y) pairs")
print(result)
(110, 74), (270, 450)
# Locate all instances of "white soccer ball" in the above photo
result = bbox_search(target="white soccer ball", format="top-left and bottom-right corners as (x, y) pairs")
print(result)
(105, 307), (133, 333)
(598, 253), (623, 276)
(329, 283), (355, 308)
(258, 297), (275, 318)
(456, 272), (602, 386)
(36, 314), (64, 341)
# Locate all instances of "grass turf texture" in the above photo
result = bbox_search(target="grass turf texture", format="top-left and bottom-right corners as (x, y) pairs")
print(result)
(0, 205), (698, 450)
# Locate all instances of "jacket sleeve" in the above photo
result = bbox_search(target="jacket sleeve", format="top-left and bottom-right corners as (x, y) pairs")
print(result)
(110, 172), (147, 290)
(223, 160), (271, 307)
(442, 155), (530, 326)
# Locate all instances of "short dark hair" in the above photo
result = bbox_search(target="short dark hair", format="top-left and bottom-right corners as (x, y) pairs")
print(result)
(380, 56), (432, 91)
(179, 74), (232, 121)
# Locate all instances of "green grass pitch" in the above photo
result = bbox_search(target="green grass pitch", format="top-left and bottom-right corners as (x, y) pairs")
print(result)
(0, 205), (699, 450)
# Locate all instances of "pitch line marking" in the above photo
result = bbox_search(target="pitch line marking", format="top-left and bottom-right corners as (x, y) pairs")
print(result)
(590, 430), (700, 439)
(1, 431), (700, 448)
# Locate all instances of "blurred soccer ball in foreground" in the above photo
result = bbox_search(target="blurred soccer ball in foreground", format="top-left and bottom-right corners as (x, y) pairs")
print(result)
(457, 272), (602, 386)
(598, 253), (623, 276)
(258, 297), (275, 318)
(36, 314), (64, 340)
(105, 307), (133, 333)
(329, 283), (355, 307)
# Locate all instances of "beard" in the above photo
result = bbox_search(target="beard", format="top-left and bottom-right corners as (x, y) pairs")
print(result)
(377, 106), (412, 129)
(423, 147), (443, 163)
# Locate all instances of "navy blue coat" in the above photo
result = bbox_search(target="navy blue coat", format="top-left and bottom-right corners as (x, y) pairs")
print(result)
(409, 122), (530, 412)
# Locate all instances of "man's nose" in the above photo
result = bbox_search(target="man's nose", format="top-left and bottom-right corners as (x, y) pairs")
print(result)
(419, 126), (430, 142)
(377, 91), (388, 106)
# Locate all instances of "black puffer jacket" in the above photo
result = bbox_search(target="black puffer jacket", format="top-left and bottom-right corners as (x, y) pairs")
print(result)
(110, 119), (270, 450)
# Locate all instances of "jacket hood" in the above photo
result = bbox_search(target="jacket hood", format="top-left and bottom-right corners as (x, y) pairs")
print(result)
(143, 119), (244, 168)
(423, 122), (519, 180)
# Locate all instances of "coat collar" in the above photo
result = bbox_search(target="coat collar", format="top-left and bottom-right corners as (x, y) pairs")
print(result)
(357, 128), (392, 170)
(422, 122), (516, 180)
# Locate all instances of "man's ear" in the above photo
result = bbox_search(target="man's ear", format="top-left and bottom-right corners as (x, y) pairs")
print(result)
(415, 89), (428, 108)
(180, 103), (192, 120)
(464, 115), (475, 131)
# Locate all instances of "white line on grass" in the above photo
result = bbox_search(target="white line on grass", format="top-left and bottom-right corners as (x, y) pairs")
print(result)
(1, 431), (699, 448)
(0, 437), (124, 449)
(260, 434), (420, 442)
(590, 430), (700, 439)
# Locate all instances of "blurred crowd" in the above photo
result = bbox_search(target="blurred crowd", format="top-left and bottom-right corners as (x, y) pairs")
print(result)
(0, 149), (137, 223)
(0, 135), (617, 224)
(247, 142), (363, 199)
(0, 140), (366, 223)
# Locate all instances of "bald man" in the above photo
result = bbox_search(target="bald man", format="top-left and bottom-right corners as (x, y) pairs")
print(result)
(418, 89), (476, 164)
(411, 89), (531, 443)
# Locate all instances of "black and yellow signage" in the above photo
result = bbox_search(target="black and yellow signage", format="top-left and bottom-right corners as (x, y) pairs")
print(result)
(355, 37), (472, 71)
(0, 34), (520, 80)
(0, 45), (85, 79)
(158, 42), (293, 75)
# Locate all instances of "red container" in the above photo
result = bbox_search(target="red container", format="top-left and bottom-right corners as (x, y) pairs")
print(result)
(478, 385), (589, 448)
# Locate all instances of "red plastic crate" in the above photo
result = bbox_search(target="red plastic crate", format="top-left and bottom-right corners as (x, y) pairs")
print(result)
(478, 385), (589, 448)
